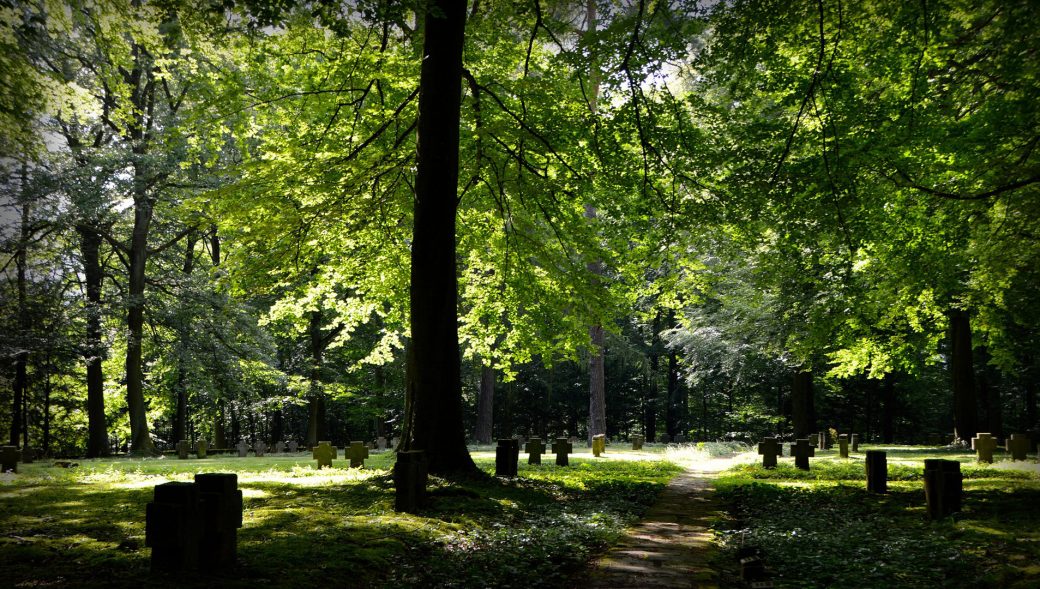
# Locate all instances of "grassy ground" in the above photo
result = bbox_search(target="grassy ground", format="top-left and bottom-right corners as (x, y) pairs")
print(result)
(713, 445), (1040, 589)
(0, 445), (681, 588)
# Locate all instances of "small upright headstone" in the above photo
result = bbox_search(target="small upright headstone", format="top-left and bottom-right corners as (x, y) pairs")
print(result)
(274, 441), (286, 454)
(792, 438), (816, 470)
(196, 440), (208, 459)
(253, 441), (267, 457)
(176, 440), (190, 460)
(659, 434), (671, 444)
(146, 481), (201, 571)
(1, 446), (19, 473)
(851, 433), (860, 452)
(865, 450), (887, 493)
(346, 441), (369, 468)
(525, 437), (545, 465)
(235, 441), (249, 458)
(553, 437), (573, 466)
(971, 432), (997, 463)
(924, 459), (963, 519)
(376, 436), (387, 451)
(1006, 434), (1030, 461)
(20, 447), (34, 463)
(592, 434), (606, 457)
(817, 431), (829, 450)
(287, 440), (299, 453)
(837, 434), (849, 459)
(568, 436), (579, 447)
(674, 434), (687, 443)
(495, 439), (519, 477)
(391, 437), (399, 449)
(313, 441), (337, 468)
(758, 438), (781, 469)
(630, 435), (644, 450)
(393, 450), (428, 513)
(194, 473), (243, 566)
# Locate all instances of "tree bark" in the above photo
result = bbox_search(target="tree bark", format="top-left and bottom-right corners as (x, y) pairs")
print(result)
(10, 192), (29, 447)
(305, 310), (327, 447)
(791, 370), (815, 439)
(399, 0), (476, 475)
(79, 227), (109, 457)
(666, 350), (680, 438)
(881, 373), (896, 443)
(475, 364), (494, 444)
(645, 314), (660, 442)
(949, 309), (977, 442)
(125, 186), (156, 455)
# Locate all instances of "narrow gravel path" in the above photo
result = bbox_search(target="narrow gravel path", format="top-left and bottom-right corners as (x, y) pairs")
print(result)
(583, 456), (745, 589)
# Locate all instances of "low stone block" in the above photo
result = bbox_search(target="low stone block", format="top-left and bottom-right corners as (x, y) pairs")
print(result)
(1006, 434), (1030, 461)
(865, 450), (887, 493)
(1, 445), (19, 473)
(630, 435), (644, 450)
(235, 441), (249, 458)
(592, 434), (606, 457)
(253, 441), (266, 457)
(287, 440), (298, 453)
(176, 440), (190, 460)
(496, 438), (520, 476)
(838, 434), (849, 459)
(196, 440), (208, 459)
(924, 459), (963, 519)
(274, 441), (286, 454)
(393, 450), (428, 513)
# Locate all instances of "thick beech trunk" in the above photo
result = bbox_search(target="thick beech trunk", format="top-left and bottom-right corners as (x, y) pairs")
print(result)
(792, 370), (815, 439)
(306, 310), (327, 447)
(949, 309), (977, 442)
(475, 364), (494, 444)
(645, 319), (659, 442)
(10, 196), (29, 447)
(666, 349), (680, 438)
(79, 227), (109, 457)
(400, 0), (476, 474)
(126, 186), (156, 455)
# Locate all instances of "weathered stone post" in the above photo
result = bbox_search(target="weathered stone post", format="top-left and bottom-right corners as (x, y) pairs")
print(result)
(592, 434), (606, 457)
(194, 473), (243, 567)
(850, 433), (859, 452)
(495, 438), (519, 477)
(146, 482), (203, 571)
(865, 450), (887, 493)
(1, 446), (20, 473)
(838, 434), (850, 459)
(630, 435), (644, 450)
(393, 450), (428, 513)
(924, 459), (963, 519)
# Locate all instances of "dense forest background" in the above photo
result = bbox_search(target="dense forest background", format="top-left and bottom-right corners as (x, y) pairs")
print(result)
(1, 0), (1037, 459)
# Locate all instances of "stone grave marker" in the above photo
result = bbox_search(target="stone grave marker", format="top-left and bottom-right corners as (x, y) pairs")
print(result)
(758, 438), (782, 469)
(553, 437), (573, 466)
(21, 446), (34, 463)
(674, 434), (687, 443)
(924, 459), (962, 519)
(792, 438), (816, 470)
(837, 434), (849, 459)
(971, 432), (997, 463)
(287, 440), (299, 453)
(194, 473), (243, 566)
(253, 441), (266, 457)
(525, 437), (545, 465)
(568, 436), (579, 447)
(592, 434), (606, 457)
(235, 441), (249, 457)
(659, 434), (671, 444)
(865, 450), (887, 493)
(495, 439), (519, 477)
(313, 441), (337, 468)
(176, 440), (190, 460)
(196, 440), (208, 459)
(274, 441), (286, 454)
(394, 450), (428, 513)
(346, 441), (369, 468)
(1006, 434), (1030, 461)
(851, 433), (859, 452)
(376, 437), (387, 451)
(817, 431), (829, 450)
(391, 437), (399, 449)
(1, 445), (19, 473)
(630, 435), (644, 450)
(146, 481), (202, 571)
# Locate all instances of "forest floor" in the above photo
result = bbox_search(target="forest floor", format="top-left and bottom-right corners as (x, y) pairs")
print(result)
(1, 444), (1037, 588)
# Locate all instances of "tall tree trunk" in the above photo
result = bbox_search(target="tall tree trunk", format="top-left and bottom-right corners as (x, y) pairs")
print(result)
(666, 349), (679, 438)
(42, 354), (51, 455)
(306, 310), (327, 447)
(214, 402), (228, 448)
(949, 309), (977, 442)
(172, 232), (197, 445)
(865, 377), (875, 440)
(645, 318), (659, 442)
(126, 186), (156, 455)
(475, 364), (494, 444)
(791, 370), (815, 439)
(584, 0), (607, 446)
(882, 372), (896, 443)
(976, 347), (1003, 438)
(400, 0), (476, 474)
(10, 192), (29, 447)
(79, 227), (109, 457)
(1025, 371), (1037, 433)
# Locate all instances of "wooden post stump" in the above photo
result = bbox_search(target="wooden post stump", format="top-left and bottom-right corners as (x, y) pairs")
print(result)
(924, 459), (963, 519)
(865, 450), (887, 493)
(393, 450), (428, 513)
